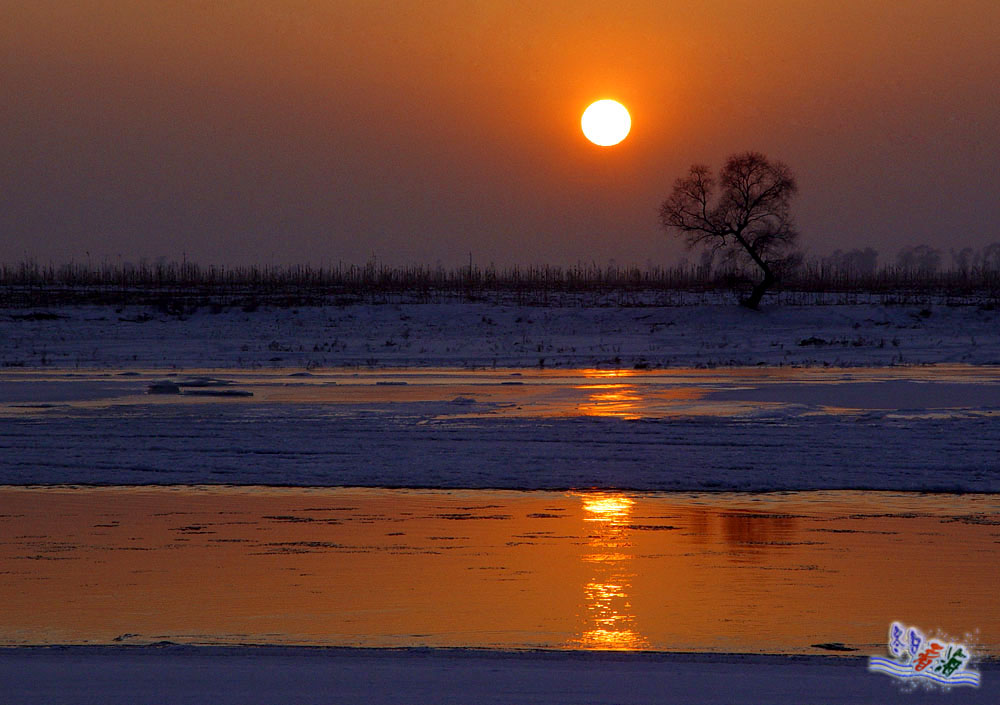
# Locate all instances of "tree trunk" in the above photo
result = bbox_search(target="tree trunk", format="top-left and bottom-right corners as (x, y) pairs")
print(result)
(733, 232), (775, 310)
(741, 270), (774, 310)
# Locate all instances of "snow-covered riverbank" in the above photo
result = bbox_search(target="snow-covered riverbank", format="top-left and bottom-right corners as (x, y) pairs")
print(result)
(1, 646), (995, 705)
(3, 299), (999, 370)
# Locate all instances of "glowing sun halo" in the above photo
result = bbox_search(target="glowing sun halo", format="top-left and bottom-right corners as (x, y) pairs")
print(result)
(581, 100), (631, 147)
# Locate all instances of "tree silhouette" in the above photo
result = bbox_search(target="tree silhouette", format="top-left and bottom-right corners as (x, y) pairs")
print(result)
(659, 151), (801, 309)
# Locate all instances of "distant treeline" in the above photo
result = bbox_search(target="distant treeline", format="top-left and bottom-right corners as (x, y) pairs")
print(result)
(2, 243), (999, 308)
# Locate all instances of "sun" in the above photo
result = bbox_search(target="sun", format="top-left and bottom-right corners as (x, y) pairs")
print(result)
(581, 100), (631, 147)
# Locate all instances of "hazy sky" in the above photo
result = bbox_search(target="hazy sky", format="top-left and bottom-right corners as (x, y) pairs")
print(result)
(3, 1), (999, 267)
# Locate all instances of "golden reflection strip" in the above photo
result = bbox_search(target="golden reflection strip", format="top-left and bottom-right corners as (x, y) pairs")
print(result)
(572, 492), (649, 650)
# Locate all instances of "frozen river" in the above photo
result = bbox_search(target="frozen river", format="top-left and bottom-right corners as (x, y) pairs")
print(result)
(4, 365), (1000, 418)
(2, 365), (999, 703)
(1, 486), (997, 656)
(1, 366), (998, 490)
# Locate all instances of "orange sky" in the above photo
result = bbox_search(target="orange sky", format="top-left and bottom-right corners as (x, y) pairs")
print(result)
(2, 1), (998, 266)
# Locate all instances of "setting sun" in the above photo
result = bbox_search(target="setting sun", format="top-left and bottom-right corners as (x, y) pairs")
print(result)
(581, 100), (631, 147)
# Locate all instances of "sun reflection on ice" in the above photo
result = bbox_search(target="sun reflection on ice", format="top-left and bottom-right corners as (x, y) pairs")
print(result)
(571, 492), (649, 650)
(576, 384), (642, 419)
(575, 370), (643, 420)
(582, 494), (634, 522)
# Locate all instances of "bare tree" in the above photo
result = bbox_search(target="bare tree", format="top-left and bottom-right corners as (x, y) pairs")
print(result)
(659, 151), (801, 309)
(827, 247), (879, 278)
(983, 242), (1000, 271)
(951, 247), (977, 276)
(896, 245), (941, 275)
